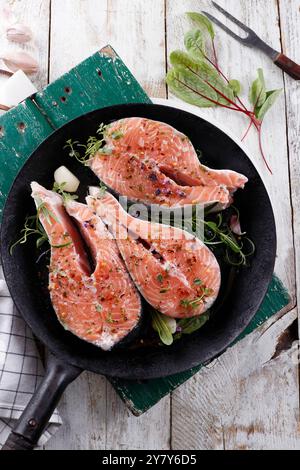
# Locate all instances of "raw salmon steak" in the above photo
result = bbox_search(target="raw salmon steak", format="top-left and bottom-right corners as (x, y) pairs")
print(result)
(87, 188), (221, 319)
(88, 117), (248, 208)
(31, 182), (141, 350)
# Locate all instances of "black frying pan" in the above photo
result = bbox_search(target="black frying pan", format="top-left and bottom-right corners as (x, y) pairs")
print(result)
(0, 104), (276, 450)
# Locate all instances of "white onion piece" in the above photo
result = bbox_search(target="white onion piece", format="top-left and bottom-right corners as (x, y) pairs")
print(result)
(164, 317), (177, 334)
(54, 166), (80, 193)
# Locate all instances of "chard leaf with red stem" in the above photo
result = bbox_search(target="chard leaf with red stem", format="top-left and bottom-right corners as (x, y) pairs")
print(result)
(166, 12), (283, 173)
(249, 68), (267, 108)
(229, 79), (242, 97)
(186, 12), (215, 39)
(184, 28), (206, 61)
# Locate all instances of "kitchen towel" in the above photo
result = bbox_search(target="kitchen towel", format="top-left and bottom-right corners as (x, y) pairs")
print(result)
(0, 266), (62, 448)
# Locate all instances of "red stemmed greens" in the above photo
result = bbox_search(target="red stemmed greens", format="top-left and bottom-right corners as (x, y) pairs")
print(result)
(166, 12), (282, 173)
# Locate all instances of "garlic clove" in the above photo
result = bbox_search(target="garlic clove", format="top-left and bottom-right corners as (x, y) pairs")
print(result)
(1, 51), (39, 75)
(6, 23), (33, 43)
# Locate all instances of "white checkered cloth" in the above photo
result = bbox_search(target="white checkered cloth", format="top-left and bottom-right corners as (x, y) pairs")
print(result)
(0, 264), (62, 448)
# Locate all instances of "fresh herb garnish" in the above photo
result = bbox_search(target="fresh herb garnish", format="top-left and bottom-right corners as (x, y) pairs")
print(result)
(159, 288), (170, 294)
(10, 202), (74, 254)
(52, 182), (78, 202)
(193, 278), (202, 285)
(97, 182), (107, 198)
(189, 206), (255, 267)
(157, 273), (164, 283)
(106, 312), (114, 324)
(51, 241), (72, 249)
(180, 295), (205, 309)
(166, 13), (282, 173)
(95, 304), (102, 312)
(174, 313), (210, 340)
(64, 123), (108, 165)
(10, 214), (48, 255)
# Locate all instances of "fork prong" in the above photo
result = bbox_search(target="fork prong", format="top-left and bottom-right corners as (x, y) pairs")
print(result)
(211, 1), (253, 34)
(202, 11), (249, 43)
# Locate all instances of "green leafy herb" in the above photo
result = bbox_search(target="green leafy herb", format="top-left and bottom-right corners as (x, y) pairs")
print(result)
(64, 123), (107, 165)
(183, 206), (255, 267)
(37, 201), (58, 225)
(201, 209), (255, 266)
(193, 278), (202, 285)
(166, 51), (234, 107)
(186, 12), (215, 39)
(157, 273), (164, 283)
(106, 312), (114, 324)
(95, 304), (102, 312)
(97, 182), (107, 198)
(256, 89), (282, 121)
(177, 313), (210, 336)
(151, 310), (174, 346)
(184, 28), (206, 61)
(228, 79), (242, 97)
(64, 139), (87, 164)
(159, 288), (170, 294)
(10, 215), (48, 255)
(166, 65), (218, 108)
(110, 130), (124, 140)
(180, 295), (205, 309)
(51, 241), (72, 249)
(52, 182), (78, 202)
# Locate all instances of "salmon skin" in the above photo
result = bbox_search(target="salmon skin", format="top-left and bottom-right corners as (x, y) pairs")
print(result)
(88, 117), (248, 209)
(87, 188), (221, 319)
(31, 182), (141, 351)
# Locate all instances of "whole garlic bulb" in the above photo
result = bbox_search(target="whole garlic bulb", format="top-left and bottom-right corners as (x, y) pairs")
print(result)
(1, 51), (39, 75)
(6, 23), (33, 43)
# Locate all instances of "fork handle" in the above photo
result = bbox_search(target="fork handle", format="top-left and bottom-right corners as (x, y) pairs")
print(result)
(274, 53), (300, 80)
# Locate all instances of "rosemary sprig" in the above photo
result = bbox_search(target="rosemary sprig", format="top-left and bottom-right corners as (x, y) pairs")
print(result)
(10, 201), (73, 254)
(191, 207), (255, 267)
(10, 215), (47, 255)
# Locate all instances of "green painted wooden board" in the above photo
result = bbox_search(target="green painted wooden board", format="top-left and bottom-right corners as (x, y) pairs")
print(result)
(0, 46), (290, 416)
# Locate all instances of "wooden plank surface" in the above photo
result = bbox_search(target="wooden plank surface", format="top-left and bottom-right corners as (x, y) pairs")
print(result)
(0, 0), (298, 450)
(278, 0), (300, 337)
(45, 0), (170, 450)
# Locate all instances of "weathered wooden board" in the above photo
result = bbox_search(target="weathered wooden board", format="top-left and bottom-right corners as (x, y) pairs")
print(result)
(172, 308), (299, 450)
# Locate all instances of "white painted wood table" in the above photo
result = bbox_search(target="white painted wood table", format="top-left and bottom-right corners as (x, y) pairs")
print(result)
(0, 0), (299, 450)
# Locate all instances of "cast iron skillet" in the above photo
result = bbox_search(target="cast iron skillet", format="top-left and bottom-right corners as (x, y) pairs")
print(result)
(0, 103), (276, 450)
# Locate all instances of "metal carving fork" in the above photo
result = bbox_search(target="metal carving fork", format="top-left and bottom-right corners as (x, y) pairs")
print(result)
(202, 1), (300, 80)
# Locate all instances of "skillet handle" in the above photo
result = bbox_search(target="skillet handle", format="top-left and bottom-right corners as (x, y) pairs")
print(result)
(1, 352), (81, 451)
